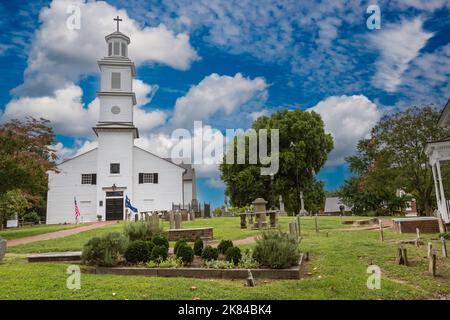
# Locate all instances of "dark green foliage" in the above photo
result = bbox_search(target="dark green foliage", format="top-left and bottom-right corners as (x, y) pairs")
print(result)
(81, 232), (128, 267)
(22, 212), (40, 224)
(193, 238), (204, 256)
(440, 232), (450, 240)
(152, 234), (169, 248)
(217, 240), (233, 254)
(123, 222), (152, 241)
(225, 246), (242, 265)
(253, 231), (299, 269)
(150, 245), (168, 262)
(220, 109), (333, 213)
(174, 240), (188, 255)
(176, 245), (194, 264)
(124, 240), (154, 264)
(201, 245), (219, 261)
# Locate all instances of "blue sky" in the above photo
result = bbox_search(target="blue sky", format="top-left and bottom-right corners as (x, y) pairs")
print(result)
(0, 0), (449, 208)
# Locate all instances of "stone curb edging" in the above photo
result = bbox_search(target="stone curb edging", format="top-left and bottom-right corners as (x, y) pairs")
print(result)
(85, 253), (305, 280)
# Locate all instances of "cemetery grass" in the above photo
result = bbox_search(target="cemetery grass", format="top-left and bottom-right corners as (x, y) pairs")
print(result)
(1, 216), (449, 299)
(0, 223), (88, 240)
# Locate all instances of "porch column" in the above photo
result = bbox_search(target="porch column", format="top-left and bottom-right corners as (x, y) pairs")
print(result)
(435, 160), (448, 220)
(431, 162), (441, 205)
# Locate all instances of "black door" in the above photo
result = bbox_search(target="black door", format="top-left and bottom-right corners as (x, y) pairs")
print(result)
(105, 198), (124, 221)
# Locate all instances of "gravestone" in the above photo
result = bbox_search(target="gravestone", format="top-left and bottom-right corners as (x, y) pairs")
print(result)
(279, 195), (286, 215)
(150, 213), (160, 234)
(169, 211), (175, 229)
(269, 211), (277, 228)
(0, 238), (6, 262)
(204, 203), (211, 218)
(175, 212), (182, 229)
(299, 191), (308, 216)
(252, 198), (268, 228)
(240, 214), (247, 229)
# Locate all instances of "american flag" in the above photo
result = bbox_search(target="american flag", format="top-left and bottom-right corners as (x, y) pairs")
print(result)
(74, 197), (80, 224)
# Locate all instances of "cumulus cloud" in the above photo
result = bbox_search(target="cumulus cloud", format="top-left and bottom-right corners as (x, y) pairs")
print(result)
(309, 95), (381, 166)
(2, 79), (166, 136)
(13, 0), (198, 97)
(171, 73), (267, 128)
(52, 140), (98, 163)
(371, 18), (433, 92)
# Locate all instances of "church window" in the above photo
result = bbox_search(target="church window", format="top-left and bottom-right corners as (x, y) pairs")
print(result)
(111, 72), (121, 89)
(108, 42), (112, 56)
(81, 174), (96, 185)
(139, 173), (158, 184)
(110, 163), (120, 174)
(113, 41), (120, 55)
(121, 42), (127, 57)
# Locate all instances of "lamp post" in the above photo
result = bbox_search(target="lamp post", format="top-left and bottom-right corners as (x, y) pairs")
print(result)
(290, 141), (301, 216)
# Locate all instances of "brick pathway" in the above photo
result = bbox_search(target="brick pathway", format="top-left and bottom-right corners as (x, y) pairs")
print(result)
(7, 221), (115, 247)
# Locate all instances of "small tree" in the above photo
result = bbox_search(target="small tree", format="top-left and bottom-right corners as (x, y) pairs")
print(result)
(0, 189), (29, 230)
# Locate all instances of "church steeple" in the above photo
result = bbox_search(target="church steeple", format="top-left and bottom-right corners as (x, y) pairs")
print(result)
(94, 16), (138, 139)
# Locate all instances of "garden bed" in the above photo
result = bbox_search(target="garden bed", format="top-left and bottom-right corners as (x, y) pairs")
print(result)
(84, 254), (305, 280)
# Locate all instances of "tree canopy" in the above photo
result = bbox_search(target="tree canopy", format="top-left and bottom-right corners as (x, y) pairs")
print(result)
(220, 109), (333, 214)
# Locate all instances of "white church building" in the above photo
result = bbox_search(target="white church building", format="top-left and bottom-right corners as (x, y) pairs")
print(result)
(46, 20), (196, 224)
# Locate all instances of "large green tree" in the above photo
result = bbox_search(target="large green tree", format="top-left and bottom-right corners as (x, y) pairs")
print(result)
(220, 109), (333, 214)
(340, 106), (450, 215)
(0, 117), (57, 221)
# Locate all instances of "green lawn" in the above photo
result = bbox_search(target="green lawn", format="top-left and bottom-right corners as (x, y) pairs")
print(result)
(1, 216), (449, 299)
(0, 223), (88, 240)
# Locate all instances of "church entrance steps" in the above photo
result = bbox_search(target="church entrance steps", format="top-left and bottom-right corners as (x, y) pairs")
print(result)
(8, 221), (115, 247)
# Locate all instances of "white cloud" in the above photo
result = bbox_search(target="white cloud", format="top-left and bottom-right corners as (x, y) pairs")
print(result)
(2, 79), (167, 136)
(309, 95), (381, 166)
(52, 140), (98, 163)
(171, 73), (267, 128)
(371, 18), (433, 92)
(248, 110), (270, 122)
(13, 0), (198, 96)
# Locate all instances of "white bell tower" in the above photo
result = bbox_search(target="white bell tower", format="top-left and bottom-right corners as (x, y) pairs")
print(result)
(94, 16), (138, 220)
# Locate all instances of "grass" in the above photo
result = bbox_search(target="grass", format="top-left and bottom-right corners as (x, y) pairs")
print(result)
(1, 216), (449, 299)
(0, 223), (88, 240)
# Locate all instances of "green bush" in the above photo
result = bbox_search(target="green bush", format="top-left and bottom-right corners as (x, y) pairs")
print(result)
(225, 246), (242, 265)
(124, 222), (152, 241)
(440, 232), (450, 240)
(22, 212), (40, 224)
(238, 249), (259, 269)
(81, 232), (128, 267)
(176, 245), (194, 265)
(150, 245), (168, 262)
(201, 245), (219, 261)
(253, 231), (300, 269)
(217, 240), (233, 254)
(204, 260), (234, 269)
(174, 240), (188, 255)
(152, 234), (169, 248)
(124, 240), (154, 264)
(193, 238), (204, 256)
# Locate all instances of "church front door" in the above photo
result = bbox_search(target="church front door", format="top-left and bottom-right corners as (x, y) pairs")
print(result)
(105, 198), (124, 221)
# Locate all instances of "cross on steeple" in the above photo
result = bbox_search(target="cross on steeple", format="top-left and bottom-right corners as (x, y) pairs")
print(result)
(114, 15), (122, 32)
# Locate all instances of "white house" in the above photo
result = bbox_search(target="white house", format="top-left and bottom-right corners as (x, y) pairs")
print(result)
(46, 20), (196, 224)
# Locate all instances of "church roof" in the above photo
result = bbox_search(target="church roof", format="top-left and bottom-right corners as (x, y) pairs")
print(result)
(163, 158), (195, 181)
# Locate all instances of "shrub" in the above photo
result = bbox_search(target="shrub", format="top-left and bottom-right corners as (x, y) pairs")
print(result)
(124, 222), (152, 241)
(238, 249), (259, 269)
(81, 232), (128, 267)
(150, 245), (168, 262)
(225, 246), (242, 265)
(124, 240), (154, 264)
(204, 260), (234, 269)
(217, 240), (233, 254)
(253, 231), (300, 269)
(174, 240), (188, 255)
(176, 245), (194, 264)
(193, 238), (204, 256)
(22, 212), (40, 224)
(201, 245), (219, 261)
(152, 234), (169, 248)
(158, 257), (183, 268)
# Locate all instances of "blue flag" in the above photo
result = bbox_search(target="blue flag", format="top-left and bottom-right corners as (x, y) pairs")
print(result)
(125, 195), (138, 213)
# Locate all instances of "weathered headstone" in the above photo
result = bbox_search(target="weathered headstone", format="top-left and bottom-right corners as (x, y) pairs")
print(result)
(150, 213), (160, 234)
(246, 270), (255, 287)
(279, 195), (286, 215)
(299, 191), (308, 216)
(427, 242), (433, 259)
(0, 238), (6, 262)
(269, 211), (277, 228)
(240, 214), (247, 229)
(252, 198), (268, 228)
(379, 220), (384, 242)
(175, 212), (182, 229)
(169, 211), (175, 229)
(441, 237), (448, 258)
(428, 251), (436, 277)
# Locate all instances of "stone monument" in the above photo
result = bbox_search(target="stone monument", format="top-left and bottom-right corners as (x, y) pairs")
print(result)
(279, 195), (286, 215)
(252, 197), (268, 228)
(0, 237), (6, 262)
(299, 191), (308, 216)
